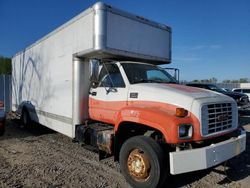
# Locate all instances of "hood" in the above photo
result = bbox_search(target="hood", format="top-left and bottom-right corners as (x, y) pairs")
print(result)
(128, 83), (230, 111)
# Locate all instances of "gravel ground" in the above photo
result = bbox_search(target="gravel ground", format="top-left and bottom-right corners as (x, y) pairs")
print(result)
(0, 113), (249, 188)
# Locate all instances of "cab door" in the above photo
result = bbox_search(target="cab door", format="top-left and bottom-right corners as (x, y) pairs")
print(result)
(89, 63), (128, 124)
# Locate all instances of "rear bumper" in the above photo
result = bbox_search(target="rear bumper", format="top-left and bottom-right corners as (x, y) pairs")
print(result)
(169, 129), (246, 175)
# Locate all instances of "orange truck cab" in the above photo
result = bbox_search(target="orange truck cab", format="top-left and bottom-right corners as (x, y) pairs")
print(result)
(83, 60), (246, 187)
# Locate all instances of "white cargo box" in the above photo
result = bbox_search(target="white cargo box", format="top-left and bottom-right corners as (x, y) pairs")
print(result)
(14, 2), (171, 64)
(12, 2), (171, 138)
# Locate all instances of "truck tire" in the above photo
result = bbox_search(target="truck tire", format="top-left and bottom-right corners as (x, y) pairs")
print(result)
(21, 109), (31, 128)
(119, 136), (167, 188)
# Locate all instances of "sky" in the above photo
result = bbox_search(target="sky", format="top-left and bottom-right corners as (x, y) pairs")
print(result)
(0, 0), (249, 82)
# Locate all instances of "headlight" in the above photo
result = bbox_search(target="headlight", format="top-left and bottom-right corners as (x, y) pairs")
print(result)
(236, 98), (241, 103)
(178, 124), (193, 139)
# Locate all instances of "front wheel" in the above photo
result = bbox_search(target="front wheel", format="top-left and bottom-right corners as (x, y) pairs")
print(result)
(119, 136), (167, 188)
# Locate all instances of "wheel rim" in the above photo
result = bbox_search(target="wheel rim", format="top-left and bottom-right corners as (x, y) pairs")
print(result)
(127, 149), (151, 182)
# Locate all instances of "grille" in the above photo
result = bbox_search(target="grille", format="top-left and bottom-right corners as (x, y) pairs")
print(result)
(201, 103), (234, 136)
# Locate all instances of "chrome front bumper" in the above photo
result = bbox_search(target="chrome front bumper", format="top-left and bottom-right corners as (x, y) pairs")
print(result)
(169, 129), (246, 175)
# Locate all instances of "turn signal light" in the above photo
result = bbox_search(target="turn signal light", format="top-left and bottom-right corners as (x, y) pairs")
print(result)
(176, 108), (188, 117)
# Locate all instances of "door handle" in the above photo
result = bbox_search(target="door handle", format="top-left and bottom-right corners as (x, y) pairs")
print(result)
(90, 91), (97, 96)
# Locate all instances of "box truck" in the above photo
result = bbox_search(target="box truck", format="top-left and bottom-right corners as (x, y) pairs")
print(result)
(12, 2), (246, 188)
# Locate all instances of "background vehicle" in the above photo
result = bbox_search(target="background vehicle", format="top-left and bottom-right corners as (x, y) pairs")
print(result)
(0, 74), (10, 136)
(186, 83), (250, 111)
(0, 75), (11, 112)
(0, 100), (6, 135)
(232, 88), (250, 98)
(12, 2), (246, 188)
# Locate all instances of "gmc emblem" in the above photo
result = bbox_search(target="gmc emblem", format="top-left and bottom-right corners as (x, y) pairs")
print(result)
(217, 114), (229, 122)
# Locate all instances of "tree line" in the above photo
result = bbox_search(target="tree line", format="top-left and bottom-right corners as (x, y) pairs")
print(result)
(221, 78), (249, 83)
(0, 55), (11, 74)
(190, 77), (249, 83)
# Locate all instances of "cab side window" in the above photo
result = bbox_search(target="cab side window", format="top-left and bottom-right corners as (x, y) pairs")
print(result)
(233, 89), (241, 92)
(98, 64), (125, 88)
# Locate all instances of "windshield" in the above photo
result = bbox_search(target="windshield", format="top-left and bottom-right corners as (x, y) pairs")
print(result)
(207, 85), (225, 93)
(122, 63), (177, 84)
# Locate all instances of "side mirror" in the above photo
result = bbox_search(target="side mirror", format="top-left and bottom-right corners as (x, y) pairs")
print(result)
(89, 59), (100, 87)
(164, 67), (180, 83)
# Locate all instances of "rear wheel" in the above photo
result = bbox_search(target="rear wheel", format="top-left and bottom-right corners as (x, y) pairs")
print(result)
(21, 109), (31, 128)
(119, 136), (167, 188)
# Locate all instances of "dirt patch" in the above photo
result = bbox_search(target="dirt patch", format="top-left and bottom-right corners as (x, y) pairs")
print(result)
(0, 114), (249, 188)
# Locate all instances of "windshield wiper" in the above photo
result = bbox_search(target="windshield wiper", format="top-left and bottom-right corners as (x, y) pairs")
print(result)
(133, 79), (175, 84)
(133, 79), (160, 84)
(167, 81), (177, 84)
